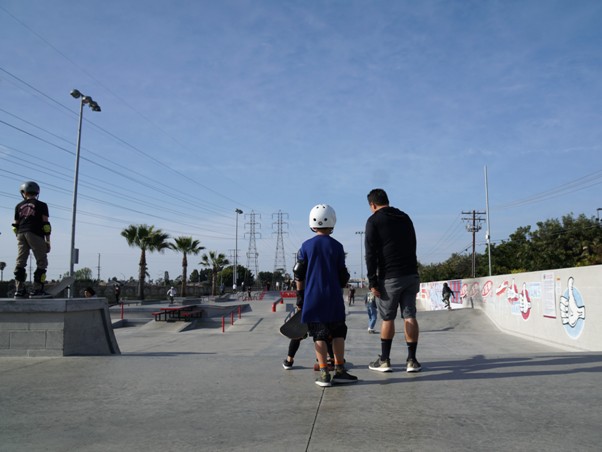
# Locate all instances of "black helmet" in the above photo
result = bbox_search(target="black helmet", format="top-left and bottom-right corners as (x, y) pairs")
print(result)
(20, 181), (40, 196)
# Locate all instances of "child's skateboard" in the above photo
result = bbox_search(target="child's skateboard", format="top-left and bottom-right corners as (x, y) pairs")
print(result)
(279, 310), (308, 340)
(30, 276), (76, 298)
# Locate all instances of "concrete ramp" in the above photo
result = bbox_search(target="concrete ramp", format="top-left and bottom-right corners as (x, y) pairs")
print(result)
(0, 298), (120, 356)
(1, 302), (601, 451)
(418, 308), (501, 333)
(138, 319), (199, 333)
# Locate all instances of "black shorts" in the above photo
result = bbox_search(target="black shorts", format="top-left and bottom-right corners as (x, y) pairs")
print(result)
(307, 321), (347, 342)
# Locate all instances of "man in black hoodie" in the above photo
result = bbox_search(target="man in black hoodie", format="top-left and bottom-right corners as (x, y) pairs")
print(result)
(364, 188), (421, 373)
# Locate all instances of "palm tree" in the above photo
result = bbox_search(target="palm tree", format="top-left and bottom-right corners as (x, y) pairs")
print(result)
(0, 261), (6, 282)
(170, 236), (205, 297)
(121, 224), (170, 300)
(200, 251), (229, 296)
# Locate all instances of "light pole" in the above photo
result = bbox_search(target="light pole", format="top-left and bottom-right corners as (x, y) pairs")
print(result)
(234, 208), (243, 290)
(355, 231), (364, 287)
(69, 89), (101, 297)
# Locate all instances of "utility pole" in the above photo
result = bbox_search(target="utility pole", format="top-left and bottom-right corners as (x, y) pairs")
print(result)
(245, 211), (261, 288)
(355, 231), (365, 286)
(462, 210), (486, 277)
(97, 253), (101, 281)
(484, 165), (492, 276)
(228, 249), (237, 289)
(234, 209), (243, 290)
(272, 210), (288, 288)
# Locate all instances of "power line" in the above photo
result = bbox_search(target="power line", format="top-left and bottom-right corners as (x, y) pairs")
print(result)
(494, 169), (602, 210)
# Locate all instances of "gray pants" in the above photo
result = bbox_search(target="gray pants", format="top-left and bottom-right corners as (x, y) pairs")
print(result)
(15, 232), (48, 283)
(378, 274), (420, 320)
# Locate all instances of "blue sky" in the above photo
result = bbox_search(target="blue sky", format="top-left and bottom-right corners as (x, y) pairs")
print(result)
(1, 1), (601, 282)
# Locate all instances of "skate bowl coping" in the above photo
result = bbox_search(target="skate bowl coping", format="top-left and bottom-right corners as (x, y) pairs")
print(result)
(0, 298), (121, 357)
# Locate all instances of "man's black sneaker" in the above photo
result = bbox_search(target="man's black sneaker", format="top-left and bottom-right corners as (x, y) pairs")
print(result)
(332, 368), (358, 384)
(14, 289), (27, 299)
(406, 358), (422, 373)
(368, 355), (393, 372)
(315, 370), (332, 387)
(282, 359), (294, 370)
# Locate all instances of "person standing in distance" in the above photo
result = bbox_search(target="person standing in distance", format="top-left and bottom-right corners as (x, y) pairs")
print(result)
(365, 188), (421, 373)
(114, 284), (121, 304)
(12, 181), (52, 298)
(167, 286), (177, 304)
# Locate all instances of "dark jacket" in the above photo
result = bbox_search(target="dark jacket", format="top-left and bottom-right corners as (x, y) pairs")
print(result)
(14, 198), (49, 237)
(365, 206), (418, 289)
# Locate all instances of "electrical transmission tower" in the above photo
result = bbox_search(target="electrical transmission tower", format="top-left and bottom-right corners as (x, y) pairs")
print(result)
(272, 211), (289, 286)
(462, 210), (486, 277)
(245, 210), (261, 287)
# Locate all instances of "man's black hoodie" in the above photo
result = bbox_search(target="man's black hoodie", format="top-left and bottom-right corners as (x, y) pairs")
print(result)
(365, 206), (418, 289)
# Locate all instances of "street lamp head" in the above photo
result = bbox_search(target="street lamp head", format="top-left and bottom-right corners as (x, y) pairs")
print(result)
(76, 94), (101, 112)
(89, 101), (101, 112)
(235, 209), (243, 214)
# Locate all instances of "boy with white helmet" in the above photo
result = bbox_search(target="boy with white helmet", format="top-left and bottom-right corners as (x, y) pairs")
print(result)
(12, 181), (52, 298)
(294, 204), (358, 387)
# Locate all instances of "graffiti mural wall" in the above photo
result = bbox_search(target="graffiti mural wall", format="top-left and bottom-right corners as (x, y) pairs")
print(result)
(418, 265), (601, 351)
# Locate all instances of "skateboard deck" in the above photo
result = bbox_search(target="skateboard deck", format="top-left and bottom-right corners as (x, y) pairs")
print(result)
(30, 276), (76, 298)
(279, 310), (308, 340)
(48, 276), (76, 297)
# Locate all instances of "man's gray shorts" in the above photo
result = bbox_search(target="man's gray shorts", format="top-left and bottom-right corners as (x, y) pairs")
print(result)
(377, 274), (420, 320)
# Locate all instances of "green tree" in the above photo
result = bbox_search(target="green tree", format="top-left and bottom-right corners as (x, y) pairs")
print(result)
(200, 251), (229, 296)
(198, 268), (211, 283)
(419, 253), (473, 282)
(169, 236), (205, 297)
(220, 264), (252, 289)
(419, 213), (602, 283)
(121, 224), (170, 300)
(0, 261), (6, 282)
(529, 214), (602, 270)
(490, 226), (532, 274)
(258, 271), (274, 289)
(74, 267), (93, 280)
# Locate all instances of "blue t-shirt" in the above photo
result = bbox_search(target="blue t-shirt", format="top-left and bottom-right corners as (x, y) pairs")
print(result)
(298, 234), (348, 324)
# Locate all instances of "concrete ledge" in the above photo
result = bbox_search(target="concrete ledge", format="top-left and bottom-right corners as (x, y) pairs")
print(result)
(0, 298), (121, 357)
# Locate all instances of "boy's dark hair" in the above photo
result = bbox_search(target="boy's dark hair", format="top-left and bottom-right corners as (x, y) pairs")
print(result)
(367, 188), (389, 206)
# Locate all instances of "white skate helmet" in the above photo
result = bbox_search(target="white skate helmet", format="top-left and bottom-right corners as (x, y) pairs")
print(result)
(309, 204), (337, 230)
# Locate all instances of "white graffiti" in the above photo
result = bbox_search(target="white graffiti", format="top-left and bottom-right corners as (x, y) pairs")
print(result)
(519, 283), (531, 315)
(559, 277), (586, 328)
